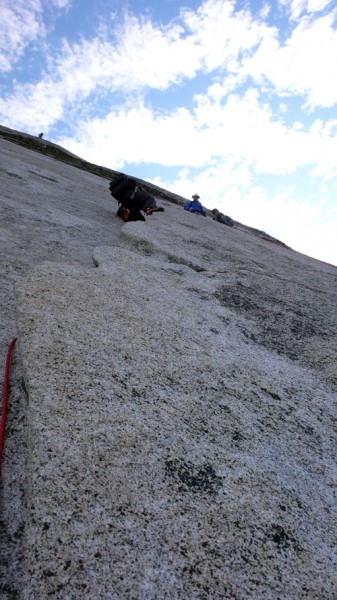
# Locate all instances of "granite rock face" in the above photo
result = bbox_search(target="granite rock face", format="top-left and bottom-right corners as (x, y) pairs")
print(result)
(1, 133), (337, 599)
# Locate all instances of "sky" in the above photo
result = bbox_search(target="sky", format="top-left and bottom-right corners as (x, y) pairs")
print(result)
(1, 0), (337, 267)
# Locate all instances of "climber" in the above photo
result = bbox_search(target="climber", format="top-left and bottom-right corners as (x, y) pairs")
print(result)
(211, 208), (234, 227)
(133, 188), (165, 216)
(183, 194), (206, 216)
(109, 176), (164, 222)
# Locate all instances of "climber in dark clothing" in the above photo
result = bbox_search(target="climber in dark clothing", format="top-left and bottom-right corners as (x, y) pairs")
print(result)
(109, 176), (164, 222)
(133, 188), (164, 215)
(211, 208), (234, 227)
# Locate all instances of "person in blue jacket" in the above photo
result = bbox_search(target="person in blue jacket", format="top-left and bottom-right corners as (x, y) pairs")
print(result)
(184, 194), (206, 216)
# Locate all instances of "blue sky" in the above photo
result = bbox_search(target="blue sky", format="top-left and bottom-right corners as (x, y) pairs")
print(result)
(1, 0), (337, 266)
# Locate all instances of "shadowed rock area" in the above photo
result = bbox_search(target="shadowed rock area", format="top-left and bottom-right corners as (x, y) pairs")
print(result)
(0, 128), (336, 599)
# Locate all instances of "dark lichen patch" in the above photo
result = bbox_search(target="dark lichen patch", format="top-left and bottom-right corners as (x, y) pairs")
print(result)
(290, 317), (316, 336)
(232, 429), (245, 443)
(42, 569), (55, 578)
(269, 524), (300, 553)
(215, 286), (259, 313)
(214, 279), (336, 384)
(219, 403), (231, 413)
(165, 458), (222, 495)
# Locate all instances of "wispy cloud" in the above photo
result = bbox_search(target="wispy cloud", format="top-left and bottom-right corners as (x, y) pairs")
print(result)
(242, 9), (337, 109)
(0, 0), (44, 72)
(1, 0), (336, 126)
(0, 0), (73, 73)
(51, 0), (72, 7)
(57, 85), (337, 183)
(279, 0), (333, 20)
(2, 0), (335, 185)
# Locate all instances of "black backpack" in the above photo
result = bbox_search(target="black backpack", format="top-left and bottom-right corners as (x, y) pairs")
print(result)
(109, 177), (149, 212)
(109, 175), (126, 194)
(109, 175), (138, 206)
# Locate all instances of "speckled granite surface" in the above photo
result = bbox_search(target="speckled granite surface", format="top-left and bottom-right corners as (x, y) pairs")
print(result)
(1, 133), (337, 599)
(15, 214), (337, 598)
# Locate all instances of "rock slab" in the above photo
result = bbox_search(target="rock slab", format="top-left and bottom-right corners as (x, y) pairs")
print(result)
(15, 214), (337, 599)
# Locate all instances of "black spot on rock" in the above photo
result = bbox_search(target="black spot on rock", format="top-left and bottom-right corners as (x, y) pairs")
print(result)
(232, 429), (245, 442)
(165, 458), (222, 495)
(42, 569), (55, 578)
(270, 524), (300, 552)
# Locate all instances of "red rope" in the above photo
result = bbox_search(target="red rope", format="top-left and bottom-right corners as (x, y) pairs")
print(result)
(0, 338), (17, 476)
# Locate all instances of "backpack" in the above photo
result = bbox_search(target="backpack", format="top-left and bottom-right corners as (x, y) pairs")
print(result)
(109, 175), (136, 202)
(109, 174), (126, 195)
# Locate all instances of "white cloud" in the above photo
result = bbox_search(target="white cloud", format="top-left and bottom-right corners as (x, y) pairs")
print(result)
(51, 0), (72, 7)
(0, 13), (199, 130)
(1, 0), (334, 183)
(2, 0), (337, 132)
(57, 104), (205, 169)
(259, 3), (271, 20)
(0, 0), (286, 129)
(181, 0), (269, 73)
(279, 0), (332, 20)
(116, 16), (199, 87)
(0, 0), (73, 73)
(243, 9), (337, 108)
(309, 119), (337, 178)
(56, 82), (337, 185)
(157, 160), (253, 205)
(266, 196), (337, 266)
(0, 0), (44, 72)
(0, 79), (65, 131)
